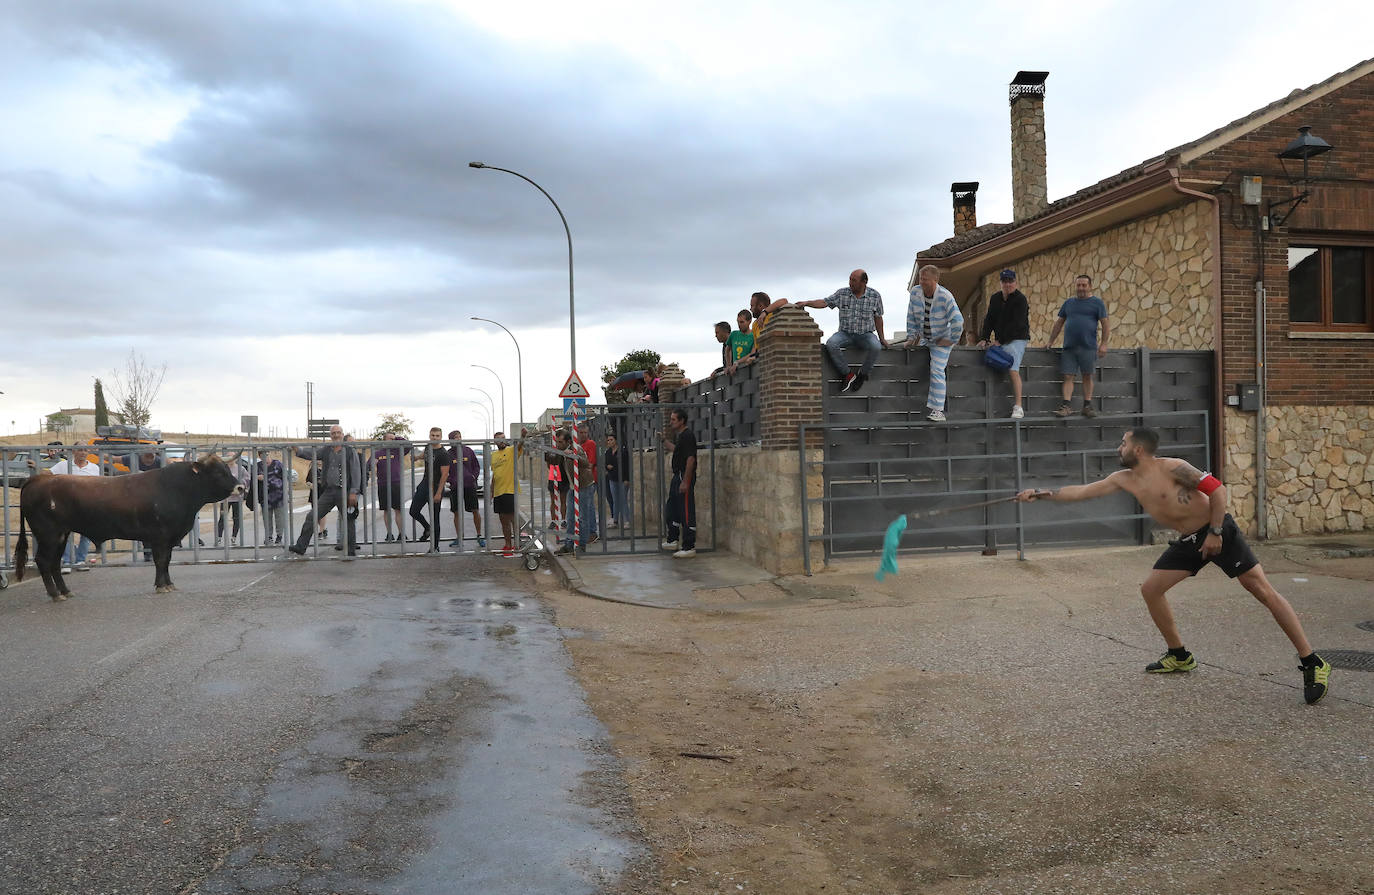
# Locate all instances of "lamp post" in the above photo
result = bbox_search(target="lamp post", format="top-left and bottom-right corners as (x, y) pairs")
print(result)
(471, 317), (524, 433)
(466, 401), (492, 439)
(470, 364), (506, 434)
(470, 388), (497, 434)
(468, 162), (576, 374)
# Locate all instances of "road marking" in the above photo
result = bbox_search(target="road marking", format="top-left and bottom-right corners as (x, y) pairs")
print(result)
(236, 568), (279, 592)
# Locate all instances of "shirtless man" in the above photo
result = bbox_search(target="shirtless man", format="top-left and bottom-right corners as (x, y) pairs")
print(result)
(1017, 427), (1331, 705)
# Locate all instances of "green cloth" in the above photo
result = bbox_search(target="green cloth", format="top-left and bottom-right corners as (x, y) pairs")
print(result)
(875, 515), (907, 581)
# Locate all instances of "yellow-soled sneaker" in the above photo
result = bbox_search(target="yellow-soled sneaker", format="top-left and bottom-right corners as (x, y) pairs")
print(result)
(1145, 651), (1197, 673)
(1302, 656), (1331, 705)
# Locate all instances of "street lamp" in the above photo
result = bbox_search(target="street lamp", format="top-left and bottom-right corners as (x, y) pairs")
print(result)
(465, 401), (492, 438)
(468, 162), (577, 374)
(471, 317), (524, 433)
(470, 364), (506, 434)
(470, 388), (497, 434)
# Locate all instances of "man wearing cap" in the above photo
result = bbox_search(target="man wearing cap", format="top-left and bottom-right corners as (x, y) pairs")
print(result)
(977, 269), (1031, 419)
(1047, 274), (1111, 418)
(901, 264), (964, 421)
(794, 270), (888, 394)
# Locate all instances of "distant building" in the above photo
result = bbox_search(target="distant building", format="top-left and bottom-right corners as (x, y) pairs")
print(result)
(50, 407), (98, 437)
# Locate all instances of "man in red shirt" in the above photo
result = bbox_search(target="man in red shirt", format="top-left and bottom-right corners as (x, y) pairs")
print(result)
(576, 421), (601, 545)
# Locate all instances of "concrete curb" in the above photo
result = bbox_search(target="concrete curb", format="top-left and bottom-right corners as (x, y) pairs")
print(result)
(546, 549), (688, 610)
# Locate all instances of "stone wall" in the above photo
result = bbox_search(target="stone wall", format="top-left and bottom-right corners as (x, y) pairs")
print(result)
(1264, 406), (1374, 536)
(1010, 94), (1048, 222)
(970, 200), (1215, 352)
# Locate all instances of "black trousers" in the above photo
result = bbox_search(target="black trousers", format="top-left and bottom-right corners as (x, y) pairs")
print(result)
(296, 487), (356, 552)
(664, 473), (696, 550)
(410, 482), (442, 547)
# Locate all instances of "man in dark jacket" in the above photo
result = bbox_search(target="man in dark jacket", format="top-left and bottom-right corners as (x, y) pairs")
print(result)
(977, 268), (1032, 419)
(289, 425), (362, 557)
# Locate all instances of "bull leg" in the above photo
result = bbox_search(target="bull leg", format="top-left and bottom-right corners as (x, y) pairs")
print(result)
(152, 543), (176, 593)
(39, 537), (71, 601)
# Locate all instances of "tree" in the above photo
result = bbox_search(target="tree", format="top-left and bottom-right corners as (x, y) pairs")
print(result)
(46, 412), (73, 436)
(107, 350), (167, 430)
(600, 349), (663, 405)
(93, 379), (110, 429)
(370, 412), (413, 440)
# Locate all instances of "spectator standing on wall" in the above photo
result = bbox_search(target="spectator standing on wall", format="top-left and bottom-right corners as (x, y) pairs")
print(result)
(1047, 274), (1111, 418)
(727, 309), (755, 373)
(902, 264), (965, 422)
(977, 269), (1032, 419)
(794, 269), (888, 394)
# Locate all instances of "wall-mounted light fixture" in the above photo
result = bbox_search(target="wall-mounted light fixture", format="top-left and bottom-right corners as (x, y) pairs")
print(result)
(1267, 126), (1333, 228)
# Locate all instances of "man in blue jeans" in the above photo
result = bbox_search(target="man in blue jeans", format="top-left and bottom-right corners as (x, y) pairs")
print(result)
(1048, 274), (1111, 418)
(795, 269), (889, 394)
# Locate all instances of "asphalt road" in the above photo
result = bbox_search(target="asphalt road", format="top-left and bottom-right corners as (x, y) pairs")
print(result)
(0, 554), (646, 894)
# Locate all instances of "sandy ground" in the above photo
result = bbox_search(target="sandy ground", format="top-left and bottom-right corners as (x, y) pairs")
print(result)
(539, 543), (1374, 895)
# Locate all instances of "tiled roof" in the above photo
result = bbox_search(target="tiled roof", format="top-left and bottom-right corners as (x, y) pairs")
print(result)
(919, 56), (1374, 259)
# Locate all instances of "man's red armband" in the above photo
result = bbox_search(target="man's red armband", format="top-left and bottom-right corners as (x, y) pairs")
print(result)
(1197, 474), (1222, 496)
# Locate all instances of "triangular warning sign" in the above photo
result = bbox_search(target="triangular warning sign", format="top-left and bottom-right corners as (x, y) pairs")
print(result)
(559, 370), (590, 398)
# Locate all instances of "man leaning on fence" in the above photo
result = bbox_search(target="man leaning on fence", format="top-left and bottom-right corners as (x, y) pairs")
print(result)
(289, 425), (361, 558)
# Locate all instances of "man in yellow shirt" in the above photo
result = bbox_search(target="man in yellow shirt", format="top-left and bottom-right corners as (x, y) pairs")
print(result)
(489, 431), (518, 556)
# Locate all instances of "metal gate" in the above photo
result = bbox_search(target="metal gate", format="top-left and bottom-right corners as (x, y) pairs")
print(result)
(520, 402), (717, 556)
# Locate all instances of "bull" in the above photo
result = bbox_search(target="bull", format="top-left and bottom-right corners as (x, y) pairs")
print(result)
(13, 454), (244, 601)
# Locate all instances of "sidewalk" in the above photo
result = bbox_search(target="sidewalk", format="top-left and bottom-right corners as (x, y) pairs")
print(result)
(550, 529), (1374, 609)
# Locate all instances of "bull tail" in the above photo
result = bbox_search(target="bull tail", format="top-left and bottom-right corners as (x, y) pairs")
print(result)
(14, 497), (28, 581)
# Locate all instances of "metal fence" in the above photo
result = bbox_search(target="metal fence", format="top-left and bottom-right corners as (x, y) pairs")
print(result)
(1, 437), (542, 577)
(663, 361), (761, 446)
(800, 409), (1212, 574)
(525, 402), (717, 556)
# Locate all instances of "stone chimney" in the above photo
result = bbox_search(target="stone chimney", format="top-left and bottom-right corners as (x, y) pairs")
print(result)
(1009, 71), (1049, 222)
(951, 182), (979, 235)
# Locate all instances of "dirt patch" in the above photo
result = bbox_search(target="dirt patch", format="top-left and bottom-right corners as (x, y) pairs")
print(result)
(543, 549), (1374, 895)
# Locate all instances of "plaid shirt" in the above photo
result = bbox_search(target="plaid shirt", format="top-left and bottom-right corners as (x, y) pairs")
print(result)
(822, 287), (884, 334)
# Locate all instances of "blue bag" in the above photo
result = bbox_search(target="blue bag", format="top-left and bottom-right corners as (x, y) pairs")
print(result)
(984, 345), (1014, 371)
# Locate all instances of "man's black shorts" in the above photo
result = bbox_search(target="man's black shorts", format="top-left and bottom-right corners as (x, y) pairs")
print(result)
(493, 493), (515, 515)
(450, 487), (479, 513)
(1152, 514), (1259, 578)
(375, 481), (403, 511)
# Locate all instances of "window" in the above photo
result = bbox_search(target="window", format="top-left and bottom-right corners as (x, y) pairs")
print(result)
(1288, 244), (1374, 331)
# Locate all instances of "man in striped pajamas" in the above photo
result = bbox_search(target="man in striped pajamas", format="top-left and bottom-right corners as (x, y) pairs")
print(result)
(902, 264), (964, 421)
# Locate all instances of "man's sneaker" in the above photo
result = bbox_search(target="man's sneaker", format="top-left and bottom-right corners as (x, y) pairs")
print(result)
(1082, 404), (1098, 418)
(448, 539), (461, 547)
(850, 373), (867, 393)
(477, 537), (487, 548)
(288, 545), (307, 557)
(1010, 405), (1024, 419)
(660, 539), (680, 551)
(1302, 655), (1332, 704)
(926, 410), (946, 422)
(1145, 651), (1197, 673)
(841, 373), (857, 393)
(672, 548), (697, 559)
(502, 548), (515, 557)
(1054, 402), (1073, 418)
(555, 543), (574, 555)
(384, 533), (394, 542)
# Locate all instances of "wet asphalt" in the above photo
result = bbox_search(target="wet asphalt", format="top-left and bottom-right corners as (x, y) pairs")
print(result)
(0, 554), (646, 894)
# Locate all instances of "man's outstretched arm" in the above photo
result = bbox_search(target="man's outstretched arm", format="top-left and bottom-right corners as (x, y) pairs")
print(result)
(1017, 473), (1124, 502)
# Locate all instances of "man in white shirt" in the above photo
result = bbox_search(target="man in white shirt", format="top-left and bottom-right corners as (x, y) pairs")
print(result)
(46, 449), (101, 569)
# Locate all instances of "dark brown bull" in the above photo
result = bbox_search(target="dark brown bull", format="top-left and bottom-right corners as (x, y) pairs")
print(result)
(14, 454), (243, 601)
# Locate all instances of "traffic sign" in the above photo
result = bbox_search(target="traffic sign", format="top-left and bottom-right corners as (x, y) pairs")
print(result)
(559, 371), (590, 399)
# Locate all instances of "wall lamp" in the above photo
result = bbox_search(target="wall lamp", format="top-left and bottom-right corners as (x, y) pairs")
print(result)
(1267, 126), (1333, 228)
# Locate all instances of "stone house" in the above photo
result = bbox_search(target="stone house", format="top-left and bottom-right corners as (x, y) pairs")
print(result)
(914, 61), (1374, 538)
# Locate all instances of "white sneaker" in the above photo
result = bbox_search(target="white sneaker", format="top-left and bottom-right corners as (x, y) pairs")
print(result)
(672, 548), (697, 558)
(660, 539), (680, 551)
(1010, 405), (1024, 419)
(926, 410), (946, 422)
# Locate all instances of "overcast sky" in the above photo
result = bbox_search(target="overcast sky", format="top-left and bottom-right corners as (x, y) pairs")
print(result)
(2, 0), (1370, 440)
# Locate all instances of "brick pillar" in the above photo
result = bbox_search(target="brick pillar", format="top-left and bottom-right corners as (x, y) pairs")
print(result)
(1009, 73), (1049, 222)
(657, 363), (688, 397)
(758, 306), (824, 450)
